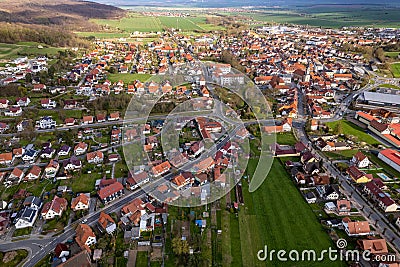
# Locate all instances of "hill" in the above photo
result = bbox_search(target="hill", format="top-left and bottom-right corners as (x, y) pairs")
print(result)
(0, 0), (126, 47)
(0, 0), (125, 31)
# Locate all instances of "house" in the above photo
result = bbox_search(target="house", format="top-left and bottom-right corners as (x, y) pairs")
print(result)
(14, 196), (42, 229)
(347, 166), (373, 183)
(151, 161), (171, 177)
(337, 199), (351, 215)
(41, 196), (68, 220)
(12, 148), (24, 158)
(40, 99), (56, 109)
(57, 250), (92, 267)
(8, 167), (24, 183)
(363, 180), (398, 213)
(98, 181), (124, 204)
(22, 146), (39, 163)
(342, 217), (371, 236)
(121, 198), (145, 226)
(16, 97), (30, 107)
(74, 142), (88, 155)
(14, 206), (39, 229)
(44, 160), (59, 178)
(96, 113), (106, 123)
(172, 174), (191, 190)
(82, 116), (94, 124)
(357, 238), (388, 254)
(54, 243), (70, 259)
(126, 171), (149, 190)
(378, 149), (400, 173)
(0, 99), (9, 109)
(64, 157), (82, 171)
(108, 112), (120, 121)
(58, 145), (71, 157)
(71, 193), (90, 211)
(75, 224), (96, 252)
(40, 147), (55, 159)
(98, 212), (116, 234)
(316, 184), (340, 200)
(0, 152), (13, 165)
(87, 151), (104, 164)
(352, 151), (370, 168)
(32, 83), (46, 92)
(0, 122), (9, 133)
(37, 116), (56, 129)
(4, 106), (22, 116)
(25, 166), (41, 180)
(305, 192), (317, 203)
(23, 196), (42, 210)
(64, 118), (75, 126)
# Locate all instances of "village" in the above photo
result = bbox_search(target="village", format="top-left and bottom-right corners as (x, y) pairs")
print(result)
(0, 22), (400, 267)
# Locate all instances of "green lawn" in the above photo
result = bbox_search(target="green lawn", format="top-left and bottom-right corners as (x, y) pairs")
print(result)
(136, 251), (148, 267)
(323, 149), (357, 160)
(325, 120), (381, 146)
(227, 158), (345, 267)
(75, 32), (130, 39)
(276, 132), (297, 146)
(60, 172), (102, 194)
(0, 42), (64, 59)
(379, 83), (400, 90)
(107, 73), (152, 84)
(391, 63), (400, 78)
(385, 51), (400, 59)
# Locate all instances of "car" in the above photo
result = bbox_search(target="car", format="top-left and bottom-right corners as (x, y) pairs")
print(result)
(82, 218), (87, 223)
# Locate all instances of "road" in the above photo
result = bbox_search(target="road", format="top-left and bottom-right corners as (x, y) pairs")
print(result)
(0, 110), (247, 267)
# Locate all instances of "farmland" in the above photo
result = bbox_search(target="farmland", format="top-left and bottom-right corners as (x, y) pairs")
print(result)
(218, 158), (344, 266)
(237, 5), (400, 28)
(91, 13), (223, 34)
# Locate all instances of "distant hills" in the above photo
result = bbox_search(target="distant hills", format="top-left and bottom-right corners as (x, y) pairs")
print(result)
(91, 0), (397, 8)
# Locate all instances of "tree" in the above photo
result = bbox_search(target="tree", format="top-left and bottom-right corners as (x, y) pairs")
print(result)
(172, 237), (190, 256)
(333, 122), (343, 135)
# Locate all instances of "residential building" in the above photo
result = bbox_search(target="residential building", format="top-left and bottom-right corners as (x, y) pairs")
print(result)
(97, 181), (124, 204)
(71, 193), (90, 211)
(75, 224), (97, 252)
(41, 196), (68, 220)
(98, 212), (116, 234)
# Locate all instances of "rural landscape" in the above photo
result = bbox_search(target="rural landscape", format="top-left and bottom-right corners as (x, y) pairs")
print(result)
(0, 0), (399, 267)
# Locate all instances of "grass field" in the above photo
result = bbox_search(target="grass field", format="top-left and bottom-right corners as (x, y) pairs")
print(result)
(391, 63), (400, 78)
(107, 73), (152, 84)
(325, 120), (381, 146)
(385, 51), (400, 59)
(136, 251), (148, 266)
(0, 42), (64, 59)
(276, 132), (297, 146)
(222, 158), (344, 266)
(379, 83), (400, 90)
(75, 32), (130, 39)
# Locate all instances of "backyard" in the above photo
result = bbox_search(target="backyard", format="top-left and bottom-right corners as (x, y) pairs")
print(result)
(325, 120), (381, 146)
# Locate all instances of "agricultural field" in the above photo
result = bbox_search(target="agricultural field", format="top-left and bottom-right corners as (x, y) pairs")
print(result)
(391, 63), (400, 78)
(90, 13), (223, 34)
(218, 158), (344, 266)
(75, 32), (130, 39)
(240, 5), (400, 28)
(0, 42), (64, 60)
